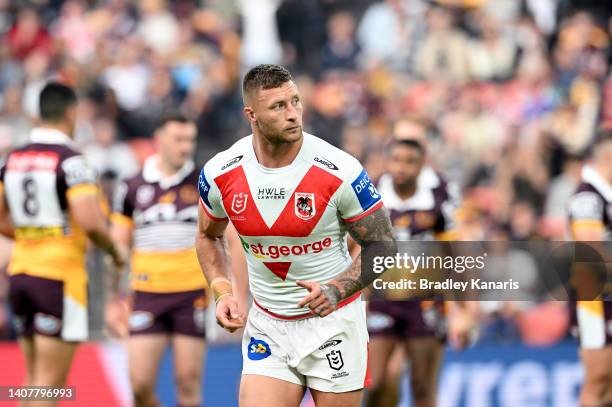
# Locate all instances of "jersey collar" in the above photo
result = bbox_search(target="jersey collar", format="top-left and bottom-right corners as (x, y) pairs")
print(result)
(142, 154), (194, 189)
(248, 132), (310, 173)
(582, 165), (612, 202)
(29, 127), (74, 146)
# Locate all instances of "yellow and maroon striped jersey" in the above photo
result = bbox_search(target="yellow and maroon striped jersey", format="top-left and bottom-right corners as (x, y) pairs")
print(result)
(112, 156), (206, 293)
(0, 128), (99, 285)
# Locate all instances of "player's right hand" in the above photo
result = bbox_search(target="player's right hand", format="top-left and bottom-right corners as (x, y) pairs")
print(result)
(216, 295), (245, 333)
(110, 244), (128, 269)
(105, 297), (129, 338)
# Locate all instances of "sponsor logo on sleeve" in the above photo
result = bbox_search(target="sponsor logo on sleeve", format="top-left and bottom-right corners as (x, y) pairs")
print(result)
(221, 155), (243, 171)
(314, 157), (339, 170)
(569, 192), (603, 220)
(62, 155), (97, 186)
(198, 169), (212, 208)
(351, 169), (381, 211)
(247, 337), (272, 360)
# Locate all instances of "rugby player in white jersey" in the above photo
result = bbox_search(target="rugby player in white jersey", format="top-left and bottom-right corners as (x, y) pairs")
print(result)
(195, 64), (396, 407)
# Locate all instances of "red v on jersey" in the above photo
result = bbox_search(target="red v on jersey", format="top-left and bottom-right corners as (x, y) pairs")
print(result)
(214, 165), (343, 237)
(263, 262), (292, 280)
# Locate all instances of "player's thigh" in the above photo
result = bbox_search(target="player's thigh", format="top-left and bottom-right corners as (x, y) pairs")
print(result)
(239, 374), (305, 407)
(128, 334), (169, 389)
(171, 334), (206, 390)
(386, 343), (407, 380)
(310, 388), (363, 407)
(367, 335), (397, 387)
(405, 336), (443, 384)
(31, 335), (77, 386)
(18, 336), (35, 384)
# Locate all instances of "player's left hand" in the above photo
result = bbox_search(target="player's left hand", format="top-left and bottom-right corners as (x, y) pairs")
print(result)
(448, 308), (477, 350)
(297, 280), (341, 318)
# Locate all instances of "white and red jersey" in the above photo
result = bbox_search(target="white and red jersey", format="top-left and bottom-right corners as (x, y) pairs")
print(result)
(198, 132), (382, 317)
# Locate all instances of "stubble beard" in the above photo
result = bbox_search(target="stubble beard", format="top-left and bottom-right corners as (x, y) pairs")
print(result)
(256, 119), (302, 145)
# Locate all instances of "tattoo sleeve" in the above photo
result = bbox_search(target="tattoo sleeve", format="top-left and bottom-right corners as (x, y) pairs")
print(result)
(326, 206), (397, 301)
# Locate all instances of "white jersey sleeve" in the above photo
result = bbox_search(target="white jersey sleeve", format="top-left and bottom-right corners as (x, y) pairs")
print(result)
(334, 158), (383, 222)
(198, 162), (228, 221)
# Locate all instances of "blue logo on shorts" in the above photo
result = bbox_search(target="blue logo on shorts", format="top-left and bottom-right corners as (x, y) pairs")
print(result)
(247, 337), (271, 361)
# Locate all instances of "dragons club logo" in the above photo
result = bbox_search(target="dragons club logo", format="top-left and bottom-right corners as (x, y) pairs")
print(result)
(295, 192), (315, 220)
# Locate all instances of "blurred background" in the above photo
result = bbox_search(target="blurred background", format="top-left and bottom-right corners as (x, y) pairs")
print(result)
(0, 0), (610, 405)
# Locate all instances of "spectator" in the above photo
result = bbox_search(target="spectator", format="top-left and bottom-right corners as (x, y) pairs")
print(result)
(5, 7), (52, 61)
(102, 38), (151, 111)
(238, 0), (283, 67)
(320, 12), (360, 73)
(52, 0), (96, 63)
(83, 118), (140, 180)
(357, 0), (414, 70)
(137, 0), (179, 56)
(415, 5), (471, 83)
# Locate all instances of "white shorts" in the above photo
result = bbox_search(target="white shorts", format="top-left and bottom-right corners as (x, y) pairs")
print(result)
(242, 298), (370, 393)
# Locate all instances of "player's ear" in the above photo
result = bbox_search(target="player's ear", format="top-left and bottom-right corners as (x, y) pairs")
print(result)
(65, 105), (78, 128)
(243, 106), (256, 123)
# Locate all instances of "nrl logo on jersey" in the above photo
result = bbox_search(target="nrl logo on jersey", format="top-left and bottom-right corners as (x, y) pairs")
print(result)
(295, 192), (315, 220)
(232, 192), (248, 214)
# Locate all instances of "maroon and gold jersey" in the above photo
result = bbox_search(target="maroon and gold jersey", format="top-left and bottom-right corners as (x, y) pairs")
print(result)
(568, 165), (611, 240)
(567, 165), (612, 349)
(112, 156), (206, 293)
(0, 128), (98, 282)
(377, 167), (459, 241)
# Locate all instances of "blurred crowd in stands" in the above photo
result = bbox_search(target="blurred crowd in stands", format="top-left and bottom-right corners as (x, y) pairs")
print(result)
(0, 0), (610, 345)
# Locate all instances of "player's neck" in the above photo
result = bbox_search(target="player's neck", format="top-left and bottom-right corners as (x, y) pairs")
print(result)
(394, 182), (417, 200)
(592, 162), (612, 184)
(157, 157), (182, 178)
(252, 133), (303, 169)
(39, 121), (72, 138)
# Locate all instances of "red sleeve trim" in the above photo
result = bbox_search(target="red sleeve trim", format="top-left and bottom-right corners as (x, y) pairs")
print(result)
(342, 200), (383, 224)
(199, 197), (227, 222)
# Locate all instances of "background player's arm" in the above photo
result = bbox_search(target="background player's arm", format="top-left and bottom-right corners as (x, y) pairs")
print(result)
(569, 191), (606, 241)
(572, 222), (605, 241)
(108, 217), (132, 295)
(70, 193), (123, 266)
(0, 183), (15, 239)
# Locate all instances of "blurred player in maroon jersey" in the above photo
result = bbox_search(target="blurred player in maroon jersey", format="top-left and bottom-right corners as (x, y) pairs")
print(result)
(0, 82), (124, 400)
(366, 126), (476, 407)
(110, 112), (207, 407)
(567, 131), (612, 407)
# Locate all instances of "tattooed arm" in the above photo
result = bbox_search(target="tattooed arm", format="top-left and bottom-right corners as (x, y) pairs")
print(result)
(297, 206), (396, 317)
